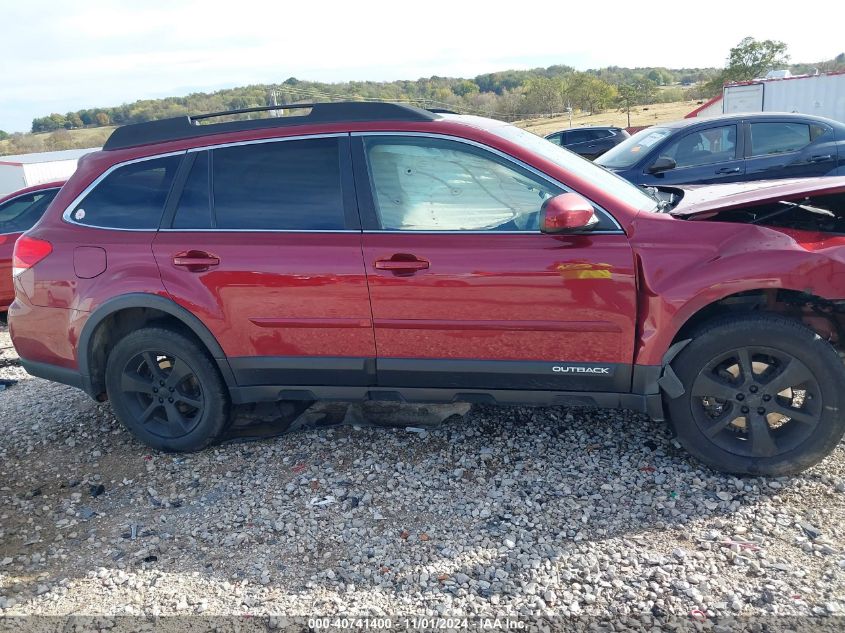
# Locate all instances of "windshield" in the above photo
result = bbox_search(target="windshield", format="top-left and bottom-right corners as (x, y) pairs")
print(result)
(488, 124), (657, 212)
(596, 127), (674, 170)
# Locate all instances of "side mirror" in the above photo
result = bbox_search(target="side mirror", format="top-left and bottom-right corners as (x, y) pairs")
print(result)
(648, 156), (676, 174)
(541, 192), (598, 234)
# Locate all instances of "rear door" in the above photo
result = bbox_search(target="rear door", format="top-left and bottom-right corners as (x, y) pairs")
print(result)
(564, 129), (608, 158)
(641, 123), (745, 185)
(153, 135), (377, 388)
(744, 120), (838, 179)
(353, 133), (637, 393)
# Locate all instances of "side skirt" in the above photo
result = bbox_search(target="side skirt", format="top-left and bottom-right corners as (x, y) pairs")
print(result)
(229, 384), (664, 420)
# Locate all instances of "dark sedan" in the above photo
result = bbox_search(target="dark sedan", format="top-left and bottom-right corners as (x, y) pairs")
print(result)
(595, 112), (845, 186)
(544, 126), (629, 160)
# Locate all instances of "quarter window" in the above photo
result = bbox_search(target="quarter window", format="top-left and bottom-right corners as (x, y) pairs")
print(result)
(70, 155), (181, 229)
(364, 137), (562, 231)
(211, 138), (344, 230)
(750, 122), (812, 156)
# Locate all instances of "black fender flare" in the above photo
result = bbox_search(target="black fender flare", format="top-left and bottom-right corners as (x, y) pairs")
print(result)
(78, 293), (236, 395)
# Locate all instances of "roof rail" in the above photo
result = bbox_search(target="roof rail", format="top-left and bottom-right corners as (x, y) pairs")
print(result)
(103, 102), (441, 151)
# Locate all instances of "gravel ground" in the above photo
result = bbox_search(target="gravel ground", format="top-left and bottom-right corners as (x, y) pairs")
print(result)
(2, 321), (845, 631)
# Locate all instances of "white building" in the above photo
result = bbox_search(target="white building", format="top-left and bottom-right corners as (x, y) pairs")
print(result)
(0, 147), (99, 196)
(686, 71), (845, 123)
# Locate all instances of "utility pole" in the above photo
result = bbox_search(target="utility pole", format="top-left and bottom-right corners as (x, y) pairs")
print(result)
(269, 89), (280, 117)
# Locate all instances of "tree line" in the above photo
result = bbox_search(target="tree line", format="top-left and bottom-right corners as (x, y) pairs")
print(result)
(27, 64), (718, 135)
(4, 39), (843, 157)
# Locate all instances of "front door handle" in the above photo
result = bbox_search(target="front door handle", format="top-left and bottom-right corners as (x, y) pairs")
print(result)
(715, 167), (741, 175)
(810, 154), (833, 162)
(173, 250), (220, 272)
(374, 254), (430, 275)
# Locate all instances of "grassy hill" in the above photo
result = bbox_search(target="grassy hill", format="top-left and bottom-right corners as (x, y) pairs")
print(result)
(0, 126), (114, 157)
(0, 100), (700, 157)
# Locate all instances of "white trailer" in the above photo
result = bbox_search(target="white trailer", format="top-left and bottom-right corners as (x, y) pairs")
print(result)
(722, 71), (845, 123)
(0, 147), (99, 196)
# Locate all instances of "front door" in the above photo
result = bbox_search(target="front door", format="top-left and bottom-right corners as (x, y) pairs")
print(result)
(642, 123), (746, 186)
(153, 135), (377, 388)
(353, 134), (638, 392)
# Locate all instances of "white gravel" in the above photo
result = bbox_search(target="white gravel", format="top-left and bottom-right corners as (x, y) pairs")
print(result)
(2, 321), (845, 630)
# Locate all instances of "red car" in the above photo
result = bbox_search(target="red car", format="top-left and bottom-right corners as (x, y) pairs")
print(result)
(0, 181), (64, 311)
(9, 102), (845, 475)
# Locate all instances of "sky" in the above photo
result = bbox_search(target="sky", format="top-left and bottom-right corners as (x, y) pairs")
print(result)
(1, 0), (842, 133)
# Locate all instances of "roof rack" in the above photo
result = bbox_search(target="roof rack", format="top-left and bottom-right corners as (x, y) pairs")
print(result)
(103, 102), (441, 151)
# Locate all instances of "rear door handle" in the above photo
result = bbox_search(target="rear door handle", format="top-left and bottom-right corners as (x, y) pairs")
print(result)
(374, 254), (430, 274)
(715, 167), (741, 175)
(173, 250), (220, 272)
(810, 154), (833, 162)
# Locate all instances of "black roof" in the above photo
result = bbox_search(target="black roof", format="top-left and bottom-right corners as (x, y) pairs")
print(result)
(545, 125), (623, 136)
(659, 111), (845, 130)
(103, 102), (442, 151)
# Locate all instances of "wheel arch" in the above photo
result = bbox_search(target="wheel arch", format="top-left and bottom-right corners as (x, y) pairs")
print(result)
(669, 287), (845, 350)
(79, 293), (236, 399)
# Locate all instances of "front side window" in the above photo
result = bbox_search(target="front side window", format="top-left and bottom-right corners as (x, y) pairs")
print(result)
(0, 188), (58, 233)
(211, 138), (344, 230)
(70, 155), (181, 229)
(364, 137), (562, 231)
(661, 125), (738, 168)
(750, 122), (812, 156)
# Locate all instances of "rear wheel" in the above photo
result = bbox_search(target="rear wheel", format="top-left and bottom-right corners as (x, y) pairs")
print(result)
(105, 327), (230, 452)
(666, 314), (845, 475)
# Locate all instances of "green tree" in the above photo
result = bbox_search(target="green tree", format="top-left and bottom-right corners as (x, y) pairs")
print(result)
(522, 77), (566, 115)
(65, 112), (84, 129)
(566, 73), (617, 112)
(0, 130), (8, 141)
(95, 112), (110, 126)
(725, 36), (790, 81)
(616, 78), (658, 126)
(452, 80), (479, 98)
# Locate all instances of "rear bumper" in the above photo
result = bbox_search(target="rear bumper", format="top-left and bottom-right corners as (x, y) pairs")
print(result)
(19, 358), (89, 393)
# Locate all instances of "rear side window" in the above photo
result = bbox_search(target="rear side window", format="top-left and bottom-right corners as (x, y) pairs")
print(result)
(70, 155), (181, 229)
(566, 130), (593, 144)
(0, 189), (58, 233)
(750, 123), (811, 156)
(211, 138), (344, 230)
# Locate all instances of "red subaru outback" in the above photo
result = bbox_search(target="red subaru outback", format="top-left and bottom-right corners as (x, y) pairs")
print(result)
(9, 102), (845, 474)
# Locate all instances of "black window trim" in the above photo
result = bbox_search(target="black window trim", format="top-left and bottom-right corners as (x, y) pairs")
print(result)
(63, 133), (361, 233)
(0, 187), (61, 236)
(350, 131), (624, 234)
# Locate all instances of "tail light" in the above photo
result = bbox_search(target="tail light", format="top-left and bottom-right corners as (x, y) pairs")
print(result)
(12, 236), (52, 277)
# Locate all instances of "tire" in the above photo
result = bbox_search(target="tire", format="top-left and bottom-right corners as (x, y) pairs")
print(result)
(665, 313), (845, 475)
(105, 327), (231, 452)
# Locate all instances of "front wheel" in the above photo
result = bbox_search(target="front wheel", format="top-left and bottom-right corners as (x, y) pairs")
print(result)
(666, 314), (845, 475)
(105, 327), (231, 452)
